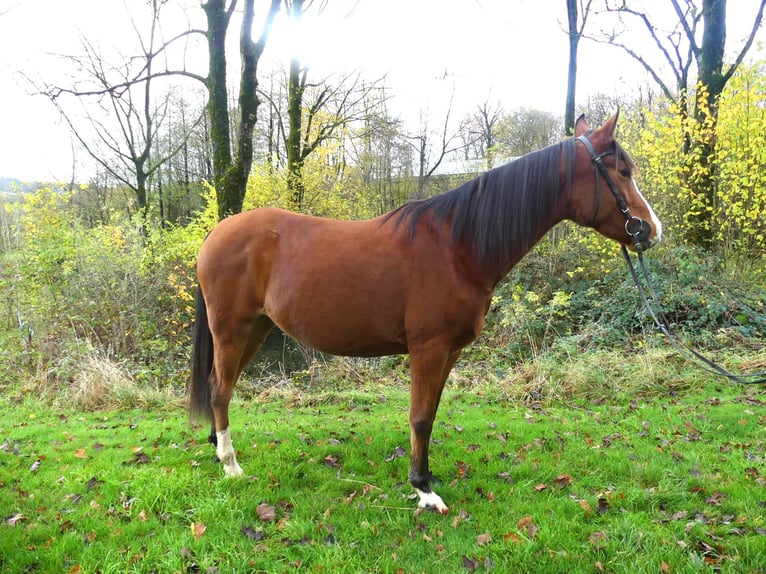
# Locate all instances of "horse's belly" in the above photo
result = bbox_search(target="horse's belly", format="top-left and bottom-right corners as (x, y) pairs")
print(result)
(271, 311), (409, 357)
(263, 285), (409, 357)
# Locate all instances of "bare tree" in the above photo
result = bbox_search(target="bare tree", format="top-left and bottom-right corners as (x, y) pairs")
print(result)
(275, 0), (384, 210)
(459, 97), (505, 170)
(39, 0), (204, 220)
(565, 0), (594, 134)
(203, 0), (281, 218)
(595, 0), (766, 248)
(404, 89), (466, 198)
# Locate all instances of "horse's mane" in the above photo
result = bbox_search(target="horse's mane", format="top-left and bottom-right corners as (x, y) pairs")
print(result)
(386, 138), (578, 266)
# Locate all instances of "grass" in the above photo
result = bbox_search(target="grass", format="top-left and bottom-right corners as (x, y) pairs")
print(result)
(1, 373), (765, 573)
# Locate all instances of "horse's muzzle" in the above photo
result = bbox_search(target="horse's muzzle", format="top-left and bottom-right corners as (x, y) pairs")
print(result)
(626, 217), (658, 251)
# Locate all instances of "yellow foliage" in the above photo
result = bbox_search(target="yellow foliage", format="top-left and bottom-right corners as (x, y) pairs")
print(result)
(620, 60), (766, 253)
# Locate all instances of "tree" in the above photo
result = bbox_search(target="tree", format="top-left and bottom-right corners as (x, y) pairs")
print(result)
(597, 0), (766, 248)
(501, 108), (562, 156)
(277, 0), (384, 211)
(564, 0), (594, 135)
(405, 90), (466, 199)
(459, 97), (504, 170)
(203, 0), (281, 219)
(39, 0), (203, 221)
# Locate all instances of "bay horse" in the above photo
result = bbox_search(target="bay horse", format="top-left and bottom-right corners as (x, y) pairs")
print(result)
(189, 112), (662, 513)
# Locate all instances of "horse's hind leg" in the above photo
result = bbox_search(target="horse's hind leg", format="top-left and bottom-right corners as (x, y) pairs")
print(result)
(408, 345), (461, 514)
(210, 314), (274, 477)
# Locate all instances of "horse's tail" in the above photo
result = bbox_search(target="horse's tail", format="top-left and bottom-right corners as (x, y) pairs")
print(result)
(189, 284), (214, 422)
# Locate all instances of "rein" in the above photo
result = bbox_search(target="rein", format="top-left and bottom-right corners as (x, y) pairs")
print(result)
(577, 134), (766, 386)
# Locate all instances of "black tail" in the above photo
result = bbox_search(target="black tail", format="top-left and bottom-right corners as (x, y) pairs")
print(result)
(189, 285), (214, 422)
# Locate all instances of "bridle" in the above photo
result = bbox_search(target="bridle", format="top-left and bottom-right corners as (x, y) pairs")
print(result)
(577, 134), (766, 385)
(577, 134), (651, 249)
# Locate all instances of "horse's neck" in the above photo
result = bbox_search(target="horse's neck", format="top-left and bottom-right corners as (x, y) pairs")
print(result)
(487, 193), (567, 287)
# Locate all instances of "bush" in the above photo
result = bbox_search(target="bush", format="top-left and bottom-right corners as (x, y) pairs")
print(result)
(2, 187), (217, 391)
(481, 236), (766, 363)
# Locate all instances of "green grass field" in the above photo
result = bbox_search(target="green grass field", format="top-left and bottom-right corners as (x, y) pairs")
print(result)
(1, 380), (765, 573)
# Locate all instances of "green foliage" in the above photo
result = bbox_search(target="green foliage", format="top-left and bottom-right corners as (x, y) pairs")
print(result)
(4, 187), (217, 389)
(482, 234), (765, 368)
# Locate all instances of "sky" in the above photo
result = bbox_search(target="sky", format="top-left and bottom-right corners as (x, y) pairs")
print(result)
(0, 0), (764, 182)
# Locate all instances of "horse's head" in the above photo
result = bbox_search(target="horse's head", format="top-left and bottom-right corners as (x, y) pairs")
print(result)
(569, 111), (662, 251)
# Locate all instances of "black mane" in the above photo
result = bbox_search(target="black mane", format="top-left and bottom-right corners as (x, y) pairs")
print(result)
(386, 138), (578, 266)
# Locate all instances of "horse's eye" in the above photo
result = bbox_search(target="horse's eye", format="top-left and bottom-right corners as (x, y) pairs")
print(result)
(619, 168), (631, 178)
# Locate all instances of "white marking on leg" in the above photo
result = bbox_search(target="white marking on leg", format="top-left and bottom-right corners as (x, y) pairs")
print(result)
(415, 488), (449, 514)
(216, 427), (243, 477)
(633, 179), (663, 244)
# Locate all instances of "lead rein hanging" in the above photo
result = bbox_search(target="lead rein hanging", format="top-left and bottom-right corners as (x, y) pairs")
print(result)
(621, 244), (766, 385)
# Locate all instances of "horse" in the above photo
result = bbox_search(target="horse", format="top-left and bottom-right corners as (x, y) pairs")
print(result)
(189, 111), (662, 514)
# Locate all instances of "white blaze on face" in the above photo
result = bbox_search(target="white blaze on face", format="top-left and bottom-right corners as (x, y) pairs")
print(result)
(633, 179), (663, 244)
(216, 427), (244, 477)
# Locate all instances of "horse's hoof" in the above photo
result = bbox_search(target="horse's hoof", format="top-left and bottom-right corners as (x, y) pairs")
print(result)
(415, 488), (449, 514)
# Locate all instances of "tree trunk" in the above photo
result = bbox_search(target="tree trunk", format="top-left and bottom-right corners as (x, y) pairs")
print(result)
(565, 0), (579, 135)
(684, 0), (726, 249)
(203, 0), (280, 219)
(202, 0), (235, 219)
(286, 51), (306, 209)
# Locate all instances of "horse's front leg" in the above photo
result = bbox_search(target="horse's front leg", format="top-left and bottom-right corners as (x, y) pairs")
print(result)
(408, 346), (461, 514)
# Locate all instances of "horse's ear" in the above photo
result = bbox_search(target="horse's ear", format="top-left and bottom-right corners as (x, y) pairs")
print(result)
(600, 108), (621, 141)
(574, 114), (589, 137)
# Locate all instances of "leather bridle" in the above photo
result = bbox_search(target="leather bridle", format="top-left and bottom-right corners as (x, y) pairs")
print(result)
(577, 134), (652, 250)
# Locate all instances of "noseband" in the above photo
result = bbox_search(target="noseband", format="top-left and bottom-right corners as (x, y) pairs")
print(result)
(577, 135), (651, 249)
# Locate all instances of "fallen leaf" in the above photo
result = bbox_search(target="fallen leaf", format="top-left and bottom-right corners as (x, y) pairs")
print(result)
(476, 532), (492, 546)
(256, 503), (277, 522)
(6, 514), (27, 526)
(73, 448), (88, 459)
(597, 497), (610, 514)
(455, 461), (470, 478)
(451, 508), (469, 529)
(661, 561), (670, 573)
(323, 454), (339, 467)
(497, 471), (512, 483)
(190, 522), (206, 539)
(461, 555), (479, 572)
(589, 531), (608, 549)
(554, 474), (573, 489)
(30, 460), (41, 473)
(503, 531), (522, 544)
(517, 516), (538, 539)
(386, 446), (406, 462)
(124, 452), (149, 465)
(533, 483), (547, 492)
(578, 500), (592, 515)
(241, 524), (264, 541)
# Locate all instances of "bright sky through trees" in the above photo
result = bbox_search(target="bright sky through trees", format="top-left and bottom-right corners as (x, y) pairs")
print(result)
(0, 0), (763, 181)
